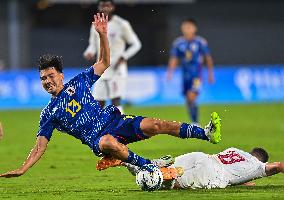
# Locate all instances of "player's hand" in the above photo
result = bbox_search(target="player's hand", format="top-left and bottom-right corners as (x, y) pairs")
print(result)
(113, 57), (126, 70)
(0, 122), (4, 140)
(93, 13), (108, 35)
(242, 181), (256, 186)
(0, 169), (25, 178)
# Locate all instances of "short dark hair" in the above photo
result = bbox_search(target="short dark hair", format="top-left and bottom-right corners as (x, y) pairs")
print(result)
(182, 18), (197, 26)
(38, 54), (63, 73)
(98, 0), (114, 5)
(250, 147), (269, 163)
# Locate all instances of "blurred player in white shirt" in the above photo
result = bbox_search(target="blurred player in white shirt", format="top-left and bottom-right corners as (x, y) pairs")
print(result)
(83, 0), (141, 113)
(123, 147), (283, 190)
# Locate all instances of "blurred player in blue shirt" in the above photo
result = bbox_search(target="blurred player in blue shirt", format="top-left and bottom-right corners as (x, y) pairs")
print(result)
(167, 18), (215, 124)
(0, 14), (220, 178)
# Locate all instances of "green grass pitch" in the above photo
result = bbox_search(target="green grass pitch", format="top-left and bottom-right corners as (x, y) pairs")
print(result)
(0, 104), (284, 199)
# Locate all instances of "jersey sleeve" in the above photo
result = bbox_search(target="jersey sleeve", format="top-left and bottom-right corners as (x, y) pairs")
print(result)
(199, 37), (211, 56)
(121, 20), (141, 60)
(37, 109), (55, 141)
(259, 161), (267, 177)
(170, 39), (183, 58)
(81, 66), (101, 87)
(83, 25), (100, 57)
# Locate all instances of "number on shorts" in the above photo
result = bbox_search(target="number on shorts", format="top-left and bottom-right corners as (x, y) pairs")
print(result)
(217, 151), (245, 164)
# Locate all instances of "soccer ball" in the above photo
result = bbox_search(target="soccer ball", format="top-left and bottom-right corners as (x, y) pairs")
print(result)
(136, 164), (163, 192)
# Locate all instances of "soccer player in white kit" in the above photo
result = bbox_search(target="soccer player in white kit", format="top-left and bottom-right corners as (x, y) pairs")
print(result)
(162, 147), (284, 189)
(123, 147), (283, 190)
(83, 0), (141, 113)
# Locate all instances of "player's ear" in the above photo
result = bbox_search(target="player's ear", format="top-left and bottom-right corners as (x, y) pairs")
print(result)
(60, 73), (64, 81)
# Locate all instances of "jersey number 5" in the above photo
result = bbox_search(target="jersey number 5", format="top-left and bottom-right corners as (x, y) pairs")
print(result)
(217, 151), (245, 164)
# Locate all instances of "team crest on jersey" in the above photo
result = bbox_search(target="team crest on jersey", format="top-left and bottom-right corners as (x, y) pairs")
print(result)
(65, 99), (81, 117)
(185, 50), (192, 61)
(66, 86), (75, 96)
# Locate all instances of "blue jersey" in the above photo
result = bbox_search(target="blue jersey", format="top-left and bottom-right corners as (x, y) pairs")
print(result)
(170, 36), (210, 79)
(37, 66), (120, 150)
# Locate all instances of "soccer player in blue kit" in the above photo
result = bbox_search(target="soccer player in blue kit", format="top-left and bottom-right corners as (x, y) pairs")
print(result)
(167, 18), (215, 124)
(0, 14), (220, 178)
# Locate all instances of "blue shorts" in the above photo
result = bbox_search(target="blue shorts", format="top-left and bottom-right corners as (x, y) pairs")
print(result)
(92, 114), (148, 156)
(183, 77), (201, 95)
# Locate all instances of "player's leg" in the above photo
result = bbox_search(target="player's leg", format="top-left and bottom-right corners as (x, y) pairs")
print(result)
(98, 134), (170, 169)
(92, 78), (108, 108)
(95, 110), (220, 170)
(140, 112), (221, 144)
(184, 78), (200, 124)
(186, 91), (198, 124)
(95, 114), (174, 170)
(99, 134), (132, 162)
(140, 118), (206, 140)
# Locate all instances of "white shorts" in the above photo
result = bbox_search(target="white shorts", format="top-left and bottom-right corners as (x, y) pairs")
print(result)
(174, 152), (229, 189)
(92, 77), (127, 100)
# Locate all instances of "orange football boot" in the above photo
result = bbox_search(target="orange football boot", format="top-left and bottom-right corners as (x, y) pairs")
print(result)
(96, 156), (122, 171)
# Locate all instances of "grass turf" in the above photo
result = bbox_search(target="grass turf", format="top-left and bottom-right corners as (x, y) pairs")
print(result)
(0, 104), (284, 199)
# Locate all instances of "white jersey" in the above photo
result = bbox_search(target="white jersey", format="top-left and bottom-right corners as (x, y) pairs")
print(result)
(173, 148), (267, 189)
(84, 15), (141, 80)
(212, 147), (267, 185)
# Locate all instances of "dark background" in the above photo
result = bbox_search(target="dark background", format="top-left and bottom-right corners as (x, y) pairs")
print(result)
(1, 0), (284, 68)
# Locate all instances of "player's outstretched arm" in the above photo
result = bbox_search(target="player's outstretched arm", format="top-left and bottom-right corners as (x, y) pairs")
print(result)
(166, 57), (179, 80)
(205, 55), (214, 83)
(92, 13), (110, 76)
(265, 162), (284, 176)
(0, 136), (48, 178)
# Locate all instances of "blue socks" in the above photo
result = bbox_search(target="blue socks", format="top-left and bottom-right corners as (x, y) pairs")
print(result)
(125, 150), (151, 167)
(179, 123), (208, 141)
(188, 102), (198, 123)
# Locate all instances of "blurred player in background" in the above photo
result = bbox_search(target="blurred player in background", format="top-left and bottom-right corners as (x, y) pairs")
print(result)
(0, 13), (221, 178)
(83, 0), (141, 113)
(124, 147), (284, 190)
(167, 18), (214, 124)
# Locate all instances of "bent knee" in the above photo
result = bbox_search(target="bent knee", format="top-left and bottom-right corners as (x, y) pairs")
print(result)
(99, 135), (119, 152)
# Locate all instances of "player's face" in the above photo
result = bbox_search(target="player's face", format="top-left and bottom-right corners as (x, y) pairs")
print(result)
(40, 67), (64, 96)
(98, 1), (115, 16)
(181, 22), (197, 40)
